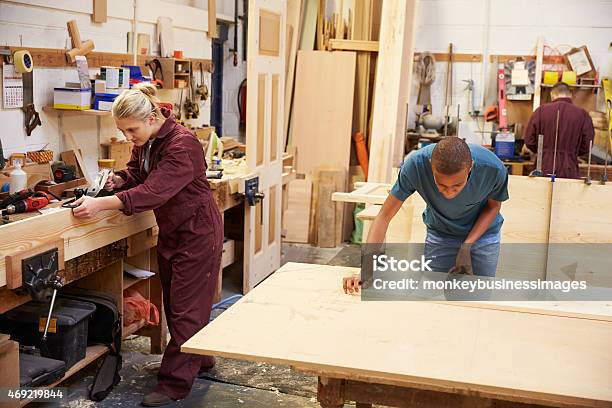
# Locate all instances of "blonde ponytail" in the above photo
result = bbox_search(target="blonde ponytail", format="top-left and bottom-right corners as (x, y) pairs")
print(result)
(112, 83), (163, 121)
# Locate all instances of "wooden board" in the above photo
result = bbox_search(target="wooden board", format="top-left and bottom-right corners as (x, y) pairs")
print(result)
(2, 46), (211, 71)
(183, 262), (612, 407)
(207, 0), (217, 38)
(329, 39), (378, 52)
(283, 178), (312, 243)
(64, 132), (93, 186)
(283, 0), (303, 149)
(291, 51), (356, 176)
(367, 0), (417, 183)
(315, 169), (346, 248)
(298, 0), (318, 50)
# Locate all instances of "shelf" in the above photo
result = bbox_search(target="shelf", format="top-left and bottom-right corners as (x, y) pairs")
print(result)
(540, 83), (600, 89)
(174, 73), (191, 76)
(43, 106), (111, 116)
(123, 273), (146, 290)
(123, 319), (147, 338)
(19, 345), (109, 407)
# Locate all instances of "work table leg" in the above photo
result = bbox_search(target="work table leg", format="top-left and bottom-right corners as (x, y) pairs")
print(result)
(148, 248), (168, 354)
(318, 377), (345, 408)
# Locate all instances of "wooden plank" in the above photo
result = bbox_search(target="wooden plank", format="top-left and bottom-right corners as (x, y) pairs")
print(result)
(283, 178), (312, 243)
(533, 37), (544, 111)
(291, 51), (356, 176)
(1, 46), (211, 71)
(329, 39), (379, 52)
(415, 52), (482, 63)
(92, 0), (107, 23)
(64, 132), (93, 186)
(0, 337), (19, 403)
(299, 0), (319, 50)
(491, 54), (566, 65)
(207, 0), (217, 38)
(283, 0), (302, 149)
(5, 239), (65, 289)
(368, 0), (418, 183)
(316, 170), (338, 248)
(183, 262), (612, 407)
(60, 150), (83, 178)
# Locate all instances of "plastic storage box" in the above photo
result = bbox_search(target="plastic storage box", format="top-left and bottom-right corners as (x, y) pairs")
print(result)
(1, 299), (96, 369)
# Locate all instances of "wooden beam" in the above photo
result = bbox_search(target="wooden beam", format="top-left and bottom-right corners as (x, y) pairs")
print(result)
(491, 54), (566, 64)
(415, 52), (482, 63)
(367, 0), (418, 183)
(0, 46), (212, 71)
(329, 39), (379, 52)
(207, 0), (218, 39)
(92, 0), (108, 23)
(533, 37), (544, 111)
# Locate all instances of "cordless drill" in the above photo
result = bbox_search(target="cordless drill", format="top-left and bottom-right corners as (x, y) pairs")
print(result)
(2, 192), (51, 215)
(0, 189), (34, 209)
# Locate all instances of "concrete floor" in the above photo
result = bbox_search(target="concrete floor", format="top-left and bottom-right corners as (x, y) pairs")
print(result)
(31, 243), (362, 408)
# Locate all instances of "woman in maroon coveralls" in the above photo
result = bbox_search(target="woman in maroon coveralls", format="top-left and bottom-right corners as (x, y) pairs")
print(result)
(72, 83), (223, 406)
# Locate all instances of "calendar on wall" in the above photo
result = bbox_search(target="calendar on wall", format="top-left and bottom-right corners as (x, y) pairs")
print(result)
(2, 63), (23, 109)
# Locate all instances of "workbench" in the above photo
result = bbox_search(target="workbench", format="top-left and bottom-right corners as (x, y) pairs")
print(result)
(183, 262), (612, 408)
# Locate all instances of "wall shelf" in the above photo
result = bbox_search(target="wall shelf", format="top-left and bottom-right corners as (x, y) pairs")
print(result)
(43, 106), (112, 116)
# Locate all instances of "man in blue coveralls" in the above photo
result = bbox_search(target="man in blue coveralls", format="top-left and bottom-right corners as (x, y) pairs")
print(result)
(344, 137), (509, 294)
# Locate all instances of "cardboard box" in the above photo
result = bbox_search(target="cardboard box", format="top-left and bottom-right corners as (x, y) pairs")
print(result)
(53, 88), (91, 110)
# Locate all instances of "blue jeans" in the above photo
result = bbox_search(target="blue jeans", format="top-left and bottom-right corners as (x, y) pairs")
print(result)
(424, 230), (501, 277)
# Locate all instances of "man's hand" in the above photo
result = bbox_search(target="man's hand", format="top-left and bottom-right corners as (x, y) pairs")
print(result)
(104, 172), (125, 191)
(449, 243), (473, 275)
(72, 196), (103, 218)
(343, 275), (361, 295)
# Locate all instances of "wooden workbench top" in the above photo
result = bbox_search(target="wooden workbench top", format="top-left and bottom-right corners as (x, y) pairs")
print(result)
(183, 262), (612, 407)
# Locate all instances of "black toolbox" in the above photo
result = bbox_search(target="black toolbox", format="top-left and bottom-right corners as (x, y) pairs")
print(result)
(19, 352), (66, 387)
(1, 298), (96, 369)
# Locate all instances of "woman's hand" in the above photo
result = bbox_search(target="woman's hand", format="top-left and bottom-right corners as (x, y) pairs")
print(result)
(105, 172), (125, 191)
(72, 196), (103, 218)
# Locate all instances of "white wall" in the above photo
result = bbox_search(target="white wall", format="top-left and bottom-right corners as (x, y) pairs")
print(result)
(410, 0), (612, 139)
(0, 0), (213, 179)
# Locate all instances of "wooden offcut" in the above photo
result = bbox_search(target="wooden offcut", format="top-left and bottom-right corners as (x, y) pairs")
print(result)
(290, 51), (356, 176)
(329, 39), (379, 52)
(182, 262), (612, 407)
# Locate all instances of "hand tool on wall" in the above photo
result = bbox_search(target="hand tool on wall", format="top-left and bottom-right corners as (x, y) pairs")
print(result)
(19, 58), (41, 136)
(529, 134), (544, 177)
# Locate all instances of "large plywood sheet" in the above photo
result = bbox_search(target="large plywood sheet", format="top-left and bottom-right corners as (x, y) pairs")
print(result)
(184, 262), (612, 407)
(291, 51), (356, 176)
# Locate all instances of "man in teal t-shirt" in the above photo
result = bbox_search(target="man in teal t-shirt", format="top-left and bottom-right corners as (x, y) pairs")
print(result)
(343, 137), (509, 294)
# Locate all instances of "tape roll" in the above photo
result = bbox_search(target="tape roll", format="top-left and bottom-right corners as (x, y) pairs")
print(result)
(13, 50), (33, 73)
